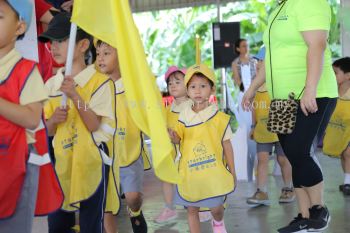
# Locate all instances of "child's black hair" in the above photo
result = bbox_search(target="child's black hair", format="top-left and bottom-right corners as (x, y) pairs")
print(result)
(166, 71), (185, 86)
(234, 38), (247, 55)
(4, 0), (25, 40)
(333, 57), (350, 73)
(76, 28), (95, 64)
(187, 72), (215, 88)
(96, 39), (106, 48)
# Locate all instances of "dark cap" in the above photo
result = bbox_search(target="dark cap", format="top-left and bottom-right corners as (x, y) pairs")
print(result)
(38, 12), (71, 43)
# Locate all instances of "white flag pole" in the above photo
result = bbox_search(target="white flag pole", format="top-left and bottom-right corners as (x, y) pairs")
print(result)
(61, 23), (78, 107)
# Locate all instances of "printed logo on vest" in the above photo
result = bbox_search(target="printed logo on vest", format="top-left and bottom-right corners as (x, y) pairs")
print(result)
(188, 143), (217, 172)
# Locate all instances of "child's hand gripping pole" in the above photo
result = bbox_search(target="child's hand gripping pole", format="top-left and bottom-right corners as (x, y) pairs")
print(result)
(61, 23), (78, 107)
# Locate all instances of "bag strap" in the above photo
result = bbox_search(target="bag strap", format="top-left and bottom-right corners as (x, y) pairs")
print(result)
(268, 1), (287, 99)
(296, 87), (305, 100)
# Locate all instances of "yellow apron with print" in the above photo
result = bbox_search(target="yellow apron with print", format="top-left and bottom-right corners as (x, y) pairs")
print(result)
(46, 73), (116, 211)
(177, 112), (235, 202)
(253, 91), (278, 143)
(323, 98), (350, 157)
(112, 89), (151, 169)
(104, 84), (120, 215)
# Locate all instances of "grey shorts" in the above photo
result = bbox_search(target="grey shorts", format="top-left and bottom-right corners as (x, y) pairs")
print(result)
(257, 142), (285, 156)
(173, 188), (225, 208)
(120, 156), (144, 194)
(0, 163), (39, 233)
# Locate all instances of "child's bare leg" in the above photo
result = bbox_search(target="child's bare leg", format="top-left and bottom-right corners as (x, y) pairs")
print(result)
(104, 213), (117, 233)
(126, 192), (143, 212)
(277, 155), (292, 187)
(187, 206), (200, 233)
(210, 205), (224, 221)
(256, 152), (270, 192)
(162, 182), (174, 207)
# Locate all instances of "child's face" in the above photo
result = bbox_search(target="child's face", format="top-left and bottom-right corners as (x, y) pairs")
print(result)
(333, 66), (348, 85)
(50, 38), (88, 65)
(96, 43), (119, 75)
(50, 39), (69, 65)
(167, 72), (186, 98)
(0, 1), (25, 50)
(187, 74), (214, 105)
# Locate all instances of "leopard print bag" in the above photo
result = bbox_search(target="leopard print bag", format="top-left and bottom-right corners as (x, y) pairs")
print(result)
(266, 0), (302, 135)
(267, 93), (299, 134)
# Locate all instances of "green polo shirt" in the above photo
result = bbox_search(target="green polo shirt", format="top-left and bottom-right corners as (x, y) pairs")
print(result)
(263, 0), (338, 99)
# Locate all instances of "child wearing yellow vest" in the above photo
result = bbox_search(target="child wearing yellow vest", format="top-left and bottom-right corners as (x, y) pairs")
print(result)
(154, 66), (192, 223)
(40, 13), (116, 233)
(96, 40), (150, 233)
(323, 57), (350, 195)
(247, 83), (294, 206)
(244, 48), (294, 205)
(93, 40), (122, 233)
(169, 64), (236, 233)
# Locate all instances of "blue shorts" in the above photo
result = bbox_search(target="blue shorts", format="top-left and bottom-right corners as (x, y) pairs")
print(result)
(257, 142), (285, 156)
(173, 188), (225, 208)
(120, 156), (144, 194)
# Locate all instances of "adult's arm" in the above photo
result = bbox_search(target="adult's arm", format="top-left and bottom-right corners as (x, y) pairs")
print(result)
(300, 30), (328, 116)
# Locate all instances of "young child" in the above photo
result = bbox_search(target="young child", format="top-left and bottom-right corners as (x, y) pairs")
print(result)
(169, 64), (236, 233)
(39, 13), (116, 233)
(94, 39), (121, 233)
(247, 48), (294, 206)
(96, 40), (150, 233)
(323, 57), (350, 195)
(154, 66), (191, 223)
(247, 83), (294, 205)
(0, 1), (61, 233)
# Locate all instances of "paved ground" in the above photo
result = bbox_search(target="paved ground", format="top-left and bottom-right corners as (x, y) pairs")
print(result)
(33, 150), (350, 233)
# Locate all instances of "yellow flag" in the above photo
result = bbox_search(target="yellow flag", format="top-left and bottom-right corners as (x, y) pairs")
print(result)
(71, 0), (179, 183)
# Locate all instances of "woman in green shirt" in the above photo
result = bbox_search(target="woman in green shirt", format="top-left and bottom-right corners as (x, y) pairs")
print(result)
(242, 0), (337, 232)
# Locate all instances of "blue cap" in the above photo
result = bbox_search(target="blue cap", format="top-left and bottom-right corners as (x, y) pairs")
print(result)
(253, 46), (266, 61)
(7, 0), (33, 32)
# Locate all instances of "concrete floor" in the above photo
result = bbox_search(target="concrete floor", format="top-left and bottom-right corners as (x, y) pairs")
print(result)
(32, 150), (350, 233)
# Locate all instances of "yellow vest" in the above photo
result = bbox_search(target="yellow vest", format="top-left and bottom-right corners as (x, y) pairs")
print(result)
(111, 85), (151, 169)
(166, 105), (180, 130)
(177, 112), (235, 202)
(48, 72), (116, 211)
(323, 93), (350, 157)
(104, 84), (120, 215)
(253, 91), (278, 143)
(166, 100), (191, 161)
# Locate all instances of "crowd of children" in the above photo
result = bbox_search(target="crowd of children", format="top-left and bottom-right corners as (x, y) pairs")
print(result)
(1, 1), (350, 233)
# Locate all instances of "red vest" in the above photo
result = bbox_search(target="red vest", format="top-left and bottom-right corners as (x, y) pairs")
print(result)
(0, 59), (63, 218)
(0, 59), (33, 218)
(32, 120), (63, 216)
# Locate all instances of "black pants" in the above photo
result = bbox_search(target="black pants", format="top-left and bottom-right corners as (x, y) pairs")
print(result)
(278, 98), (336, 188)
(48, 164), (109, 233)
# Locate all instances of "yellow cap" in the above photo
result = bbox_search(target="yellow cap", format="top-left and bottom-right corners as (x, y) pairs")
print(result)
(184, 64), (216, 86)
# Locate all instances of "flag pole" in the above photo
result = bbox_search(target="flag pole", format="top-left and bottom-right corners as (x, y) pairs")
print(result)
(61, 23), (78, 107)
(195, 34), (201, 65)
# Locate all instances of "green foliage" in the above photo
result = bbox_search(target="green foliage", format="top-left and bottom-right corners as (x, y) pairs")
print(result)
(135, 0), (340, 76)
